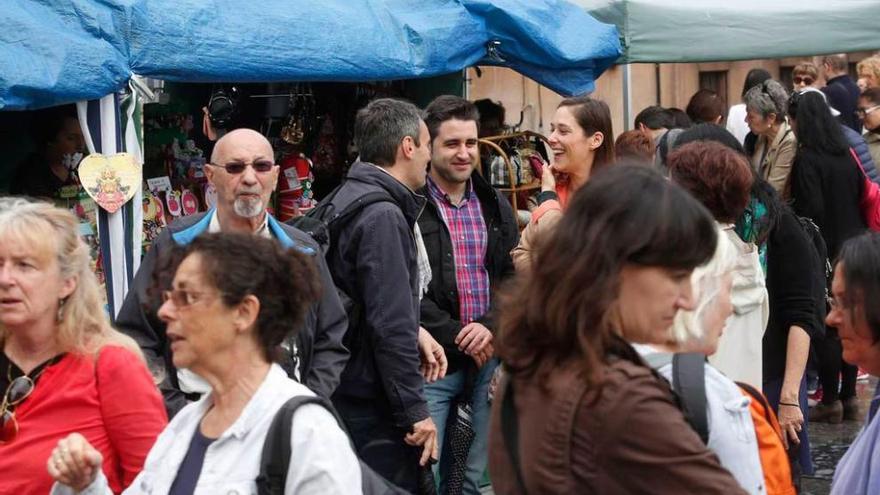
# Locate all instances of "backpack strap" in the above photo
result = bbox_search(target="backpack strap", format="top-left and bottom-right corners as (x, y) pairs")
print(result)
(737, 381), (775, 426)
(672, 353), (710, 444)
(500, 380), (529, 495)
(257, 395), (348, 495)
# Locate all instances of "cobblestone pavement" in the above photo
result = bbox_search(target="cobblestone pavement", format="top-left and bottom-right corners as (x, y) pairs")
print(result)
(802, 377), (876, 495)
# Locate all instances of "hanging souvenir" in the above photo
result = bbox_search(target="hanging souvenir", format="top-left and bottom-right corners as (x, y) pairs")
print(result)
(166, 189), (182, 217)
(181, 189), (199, 216)
(204, 183), (218, 210)
(78, 153), (141, 213)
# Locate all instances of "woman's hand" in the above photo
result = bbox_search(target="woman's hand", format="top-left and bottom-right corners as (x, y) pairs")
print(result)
(777, 402), (804, 449)
(47, 433), (103, 492)
(540, 163), (557, 193)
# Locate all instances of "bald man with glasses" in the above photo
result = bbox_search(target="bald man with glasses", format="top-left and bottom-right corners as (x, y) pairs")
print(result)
(116, 129), (349, 417)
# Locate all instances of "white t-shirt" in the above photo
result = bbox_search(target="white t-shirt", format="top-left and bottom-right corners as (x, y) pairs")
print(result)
(54, 365), (362, 495)
(727, 104), (750, 145)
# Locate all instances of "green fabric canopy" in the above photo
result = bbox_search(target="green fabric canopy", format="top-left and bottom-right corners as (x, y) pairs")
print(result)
(573, 0), (880, 64)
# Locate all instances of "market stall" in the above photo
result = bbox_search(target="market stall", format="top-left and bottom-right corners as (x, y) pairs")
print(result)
(0, 0), (623, 316)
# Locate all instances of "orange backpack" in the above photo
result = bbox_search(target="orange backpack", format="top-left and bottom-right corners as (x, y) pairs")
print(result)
(737, 382), (797, 495)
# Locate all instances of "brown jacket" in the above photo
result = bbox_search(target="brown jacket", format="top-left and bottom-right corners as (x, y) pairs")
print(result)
(489, 356), (747, 494)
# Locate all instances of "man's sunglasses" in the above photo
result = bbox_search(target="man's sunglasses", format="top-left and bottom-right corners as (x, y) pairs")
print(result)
(793, 76), (815, 85)
(0, 376), (35, 444)
(207, 161), (275, 174)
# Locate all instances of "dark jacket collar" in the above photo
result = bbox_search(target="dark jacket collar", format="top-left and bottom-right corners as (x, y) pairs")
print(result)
(346, 160), (425, 225)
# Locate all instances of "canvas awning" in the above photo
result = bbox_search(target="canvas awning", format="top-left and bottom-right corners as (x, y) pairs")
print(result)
(573, 0), (880, 64)
(0, 0), (622, 110)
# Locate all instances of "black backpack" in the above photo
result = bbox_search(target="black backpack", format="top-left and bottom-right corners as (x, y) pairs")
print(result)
(256, 395), (409, 495)
(287, 183), (395, 325)
(288, 183), (394, 255)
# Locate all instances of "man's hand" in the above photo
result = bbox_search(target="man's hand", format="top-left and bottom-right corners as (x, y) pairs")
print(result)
(405, 417), (439, 466)
(471, 342), (495, 368)
(47, 433), (103, 491)
(418, 327), (448, 383)
(456, 322), (493, 355)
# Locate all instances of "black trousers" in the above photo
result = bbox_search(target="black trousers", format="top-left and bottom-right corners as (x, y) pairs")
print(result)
(333, 394), (422, 493)
(817, 326), (858, 403)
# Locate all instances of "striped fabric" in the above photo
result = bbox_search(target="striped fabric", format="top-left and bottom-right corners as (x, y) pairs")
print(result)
(76, 91), (143, 320)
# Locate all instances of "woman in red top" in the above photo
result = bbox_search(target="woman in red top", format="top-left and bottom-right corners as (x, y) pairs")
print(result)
(0, 198), (167, 494)
(511, 96), (614, 271)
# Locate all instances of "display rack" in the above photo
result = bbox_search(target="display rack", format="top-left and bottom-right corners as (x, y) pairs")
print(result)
(477, 130), (550, 211)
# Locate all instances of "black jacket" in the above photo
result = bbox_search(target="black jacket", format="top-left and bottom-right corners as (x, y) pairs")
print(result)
(417, 172), (518, 375)
(763, 209), (826, 381)
(822, 75), (862, 132)
(790, 147), (867, 260)
(115, 211), (349, 417)
(324, 161), (429, 428)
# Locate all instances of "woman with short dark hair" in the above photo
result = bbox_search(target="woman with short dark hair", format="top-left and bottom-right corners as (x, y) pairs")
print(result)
(674, 124), (825, 475)
(48, 232), (363, 494)
(686, 89), (726, 125)
(828, 232), (880, 494)
(667, 141), (769, 389)
(490, 165), (746, 493)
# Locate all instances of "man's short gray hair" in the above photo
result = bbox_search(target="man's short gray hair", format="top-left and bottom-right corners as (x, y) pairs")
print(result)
(354, 98), (423, 167)
(744, 79), (789, 122)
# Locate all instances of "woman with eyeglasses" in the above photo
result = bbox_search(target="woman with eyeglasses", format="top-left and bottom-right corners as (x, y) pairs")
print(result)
(0, 198), (166, 495)
(744, 79), (797, 199)
(788, 90), (867, 424)
(827, 233), (880, 494)
(48, 232), (363, 494)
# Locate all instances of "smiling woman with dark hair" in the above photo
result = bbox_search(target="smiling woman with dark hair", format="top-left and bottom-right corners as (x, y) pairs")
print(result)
(490, 165), (746, 494)
(511, 96), (614, 271)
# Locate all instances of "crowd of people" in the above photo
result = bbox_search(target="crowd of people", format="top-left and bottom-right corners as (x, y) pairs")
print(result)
(2, 53), (880, 495)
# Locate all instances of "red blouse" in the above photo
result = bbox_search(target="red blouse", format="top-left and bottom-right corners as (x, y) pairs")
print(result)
(0, 345), (167, 494)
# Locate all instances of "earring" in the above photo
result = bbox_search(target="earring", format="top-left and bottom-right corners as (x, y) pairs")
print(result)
(56, 298), (66, 323)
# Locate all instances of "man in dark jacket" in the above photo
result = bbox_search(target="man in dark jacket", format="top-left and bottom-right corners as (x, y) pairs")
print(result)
(418, 96), (518, 493)
(821, 54), (862, 131)
(116, 129), (349, 417)
(325, 98), (437, 491)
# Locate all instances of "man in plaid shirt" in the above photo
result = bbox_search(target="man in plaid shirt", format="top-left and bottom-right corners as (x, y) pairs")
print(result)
(418, 96), (519, 493)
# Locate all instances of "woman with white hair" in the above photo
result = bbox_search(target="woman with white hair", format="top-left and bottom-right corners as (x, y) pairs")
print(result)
(635, 214), (770, 494)
(0, 198), (167, 494)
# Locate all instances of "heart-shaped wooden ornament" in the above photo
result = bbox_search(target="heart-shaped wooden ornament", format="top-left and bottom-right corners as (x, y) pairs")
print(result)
(78, 153), (142, 213)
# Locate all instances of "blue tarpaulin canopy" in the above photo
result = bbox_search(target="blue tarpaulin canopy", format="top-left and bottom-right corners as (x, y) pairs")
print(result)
(1, 0), (622, 110)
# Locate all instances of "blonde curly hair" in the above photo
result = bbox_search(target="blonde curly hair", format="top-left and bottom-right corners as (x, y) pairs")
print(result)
(0, 197), (140, 357)
(857, 56), (880, 88)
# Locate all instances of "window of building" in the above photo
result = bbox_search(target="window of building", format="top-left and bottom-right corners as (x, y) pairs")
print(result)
(699, 70), (729, 109)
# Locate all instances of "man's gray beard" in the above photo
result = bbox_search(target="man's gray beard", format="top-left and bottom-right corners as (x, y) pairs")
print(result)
(233, 197), (264, 218)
